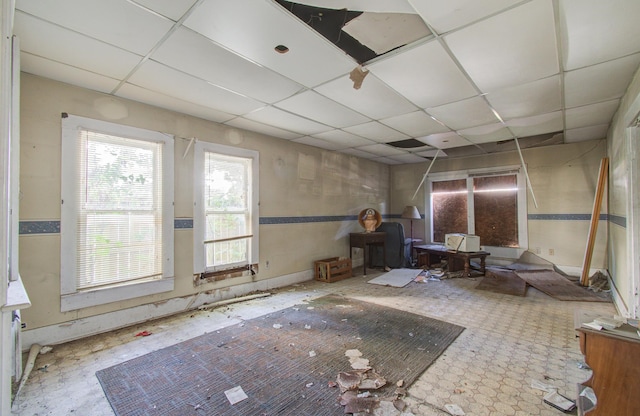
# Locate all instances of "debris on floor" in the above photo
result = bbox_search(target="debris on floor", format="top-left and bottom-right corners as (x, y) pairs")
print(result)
(39, 346), (53, 354)
(223, 385), (248, 405)
(335, 349), (410, 415)
(444, 403), (465, 415)
(134, 330), (152, 337)
(543, 390), (576, 412)
(588, 270), (610, 292)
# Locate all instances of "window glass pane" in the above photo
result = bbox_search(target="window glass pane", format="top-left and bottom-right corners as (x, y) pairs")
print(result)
(473, 176), (518, 247)
(77, 129), (162, 289)
(203, 150), (252, 270)
(205, 239), (249, 268)
(432, 179), (468, 242)
(205, 153), (248, 211)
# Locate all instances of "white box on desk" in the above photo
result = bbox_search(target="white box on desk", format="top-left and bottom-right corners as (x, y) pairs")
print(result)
(445, 233), (480, 252)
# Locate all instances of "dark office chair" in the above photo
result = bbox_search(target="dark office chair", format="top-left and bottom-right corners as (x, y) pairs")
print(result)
(369, 222), (409, 268)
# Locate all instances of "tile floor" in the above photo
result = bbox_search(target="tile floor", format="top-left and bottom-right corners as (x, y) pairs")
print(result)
(12, 268), (616, 415)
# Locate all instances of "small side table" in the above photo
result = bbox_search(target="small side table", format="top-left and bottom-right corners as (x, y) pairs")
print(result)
(349, 232), (386, 276)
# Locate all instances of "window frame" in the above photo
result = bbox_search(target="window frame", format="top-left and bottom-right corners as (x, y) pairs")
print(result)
(193, 141), (259, 275)
(60, 115), (174, 312)
(425, 165), (528, 259)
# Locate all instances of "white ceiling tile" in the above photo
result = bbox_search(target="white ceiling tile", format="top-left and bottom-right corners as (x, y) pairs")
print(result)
(355, 143), (407, 156)
(486, 75), (562, 120)
(314, 72), (418, 119)
(342, 13), (431, 55)
(15, 0), (174, 55)
(132, 0), (198, 21)
(117, 83), (235, 124)
(417, 132), (472, 149)
(184, 0), (356, 87)
(457, 124), (514, 144)
(293, 136), (345, 151)
(410, 0), (522, 34)
(427, 96), (499, 130)
(244, 107), (333, 136)
(369, 40), (477, 108)
(565, 100), (619, 130)
(385, 153), (432, 164)
(379, 111), (450, 137)
(564, 53), (640, 108)
(128, 61), (265, 115)
(152, 28), (303, 103)
(416, 148), (447, 158)
(274, 91), (370, 128)
(444, 0), (559, 91)
(559, 0), (640, 70)
(20, 53), (120, 94)
(14, 12), (142, 80)
(313, 130), (377, 148)
(506, 111), (564, 137)
(224, 117), (303, 140)
(565, 125), (609, 143)
(343, 121), (410, 142)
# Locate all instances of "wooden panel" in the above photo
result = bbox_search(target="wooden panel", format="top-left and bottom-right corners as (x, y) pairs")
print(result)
(577, 328), (640, 415)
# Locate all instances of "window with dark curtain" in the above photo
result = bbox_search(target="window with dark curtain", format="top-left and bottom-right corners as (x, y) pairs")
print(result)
(473, 175), (518, 247)
(432, 179), (467, 242)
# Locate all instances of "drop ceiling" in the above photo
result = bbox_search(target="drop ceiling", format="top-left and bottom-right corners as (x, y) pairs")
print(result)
(13, 0), (640, 164)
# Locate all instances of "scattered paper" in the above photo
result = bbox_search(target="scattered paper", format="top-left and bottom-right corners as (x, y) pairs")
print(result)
(531, 379), (557, 393)
(272, 324), (283, 329)
(309, 350), (316, 357)
(444, 403), (465, 415)
(224, 386), (248, 405)
(582, 321), (603, 331)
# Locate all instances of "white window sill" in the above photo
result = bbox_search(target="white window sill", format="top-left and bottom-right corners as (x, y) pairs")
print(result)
(2, 275), (32, 312)
(61, 277), (174, 312)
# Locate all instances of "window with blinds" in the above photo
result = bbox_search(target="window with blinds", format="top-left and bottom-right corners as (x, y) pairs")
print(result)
(61, 114), (174, 311)
(193, 141), (259, 275)
(203, 152), (251, 270)
(77, 130), (163, 289)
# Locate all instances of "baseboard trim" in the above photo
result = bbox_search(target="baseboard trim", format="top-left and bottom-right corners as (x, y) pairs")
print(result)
(21, 270), (313, 351)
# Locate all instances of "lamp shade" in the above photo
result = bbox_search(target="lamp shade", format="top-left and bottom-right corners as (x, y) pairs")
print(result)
(401, 205), (421, 220)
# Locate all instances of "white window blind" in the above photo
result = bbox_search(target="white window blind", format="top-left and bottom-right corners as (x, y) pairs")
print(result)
(61, 114), (174, 311)
(193, 141), (259, 275)
(203, 151), (251, 270)
(77, 129), (163, 289)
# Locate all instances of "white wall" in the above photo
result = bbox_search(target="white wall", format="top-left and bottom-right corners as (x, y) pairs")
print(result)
(19, 74), (390, 346)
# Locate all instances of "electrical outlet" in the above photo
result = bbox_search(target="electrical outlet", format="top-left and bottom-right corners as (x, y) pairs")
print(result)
(265, 260), (270, 269)
(535, 247), (541, 254)
(549, 248), (554, 256)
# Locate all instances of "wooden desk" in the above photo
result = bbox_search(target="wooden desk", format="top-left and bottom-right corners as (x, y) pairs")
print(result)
(414, 244), (489, 276)
(575, 311), (640, 415)
(349, 232), (386, 276)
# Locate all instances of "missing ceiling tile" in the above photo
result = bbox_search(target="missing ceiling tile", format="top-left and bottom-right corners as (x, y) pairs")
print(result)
(275, 0), (432, 63)
(388, 138), (431, 149)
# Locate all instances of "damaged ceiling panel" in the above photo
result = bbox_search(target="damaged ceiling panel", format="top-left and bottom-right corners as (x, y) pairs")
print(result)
(274, 0), (432, 63)
(14, 0), (640, 164)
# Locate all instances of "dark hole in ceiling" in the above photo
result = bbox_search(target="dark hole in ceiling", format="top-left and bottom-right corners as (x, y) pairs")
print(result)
(388, 138), (430, 149)
(275, 0), (379, 63)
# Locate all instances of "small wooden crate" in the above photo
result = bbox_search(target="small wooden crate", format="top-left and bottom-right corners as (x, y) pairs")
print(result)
(314, 257), (352, 283)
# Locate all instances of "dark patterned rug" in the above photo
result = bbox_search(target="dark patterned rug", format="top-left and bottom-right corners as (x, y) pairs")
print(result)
(96, 294), (464, 416)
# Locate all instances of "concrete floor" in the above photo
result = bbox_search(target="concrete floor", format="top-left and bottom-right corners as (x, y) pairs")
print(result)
(12, 268), (616, 415)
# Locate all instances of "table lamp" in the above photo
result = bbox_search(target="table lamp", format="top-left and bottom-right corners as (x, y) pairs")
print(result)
(401, 205), (421, 266)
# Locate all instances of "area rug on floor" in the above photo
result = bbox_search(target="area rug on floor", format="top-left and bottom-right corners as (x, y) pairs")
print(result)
(367, 268), (420, 287)
(475, 267), (528, 296)
(96, 294), (464, 416)
(515, 270), (610, 302)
